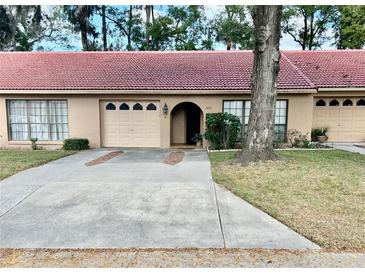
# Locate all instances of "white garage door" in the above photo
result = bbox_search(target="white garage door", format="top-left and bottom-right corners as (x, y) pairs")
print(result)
(101, 101), (160, 147)
(313, 97), (365, 142)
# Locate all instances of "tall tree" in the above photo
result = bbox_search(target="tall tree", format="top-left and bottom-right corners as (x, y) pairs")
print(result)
(145, 5), (153, 49)
(237, 5), (282, 164)
(64, 5), (98, 51)
(0, 6), (16, 50)
(103, 5), (144, 51)
(101, 5), (107, 50)
(214, 5), (254, 50)
(334, 5), (365, 49)
(1, 5), (75, 51)
(147, 5), (209, 51)
(282, 5), (336, 50)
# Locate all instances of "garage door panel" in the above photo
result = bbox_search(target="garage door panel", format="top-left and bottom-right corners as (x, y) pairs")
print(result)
(101, 101), (160, 147)
(313, 97), (365, 142)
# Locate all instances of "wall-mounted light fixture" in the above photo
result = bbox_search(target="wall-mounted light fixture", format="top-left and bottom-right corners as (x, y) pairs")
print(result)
(162, 103), (168, 116)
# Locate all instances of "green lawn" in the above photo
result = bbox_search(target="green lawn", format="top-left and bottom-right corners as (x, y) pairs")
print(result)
(209, 150), (365, 251)
(0, 149), (75, 180)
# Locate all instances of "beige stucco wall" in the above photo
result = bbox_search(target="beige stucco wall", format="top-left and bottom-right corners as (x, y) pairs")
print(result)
(0, 92), (315, 149)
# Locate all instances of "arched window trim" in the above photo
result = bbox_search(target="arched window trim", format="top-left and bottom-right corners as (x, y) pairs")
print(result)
(316, 99), (326, 107)
(119, 103), (129, 110)
(329, 99), (340, 106)
(357, 99), (365, 106)
(146, 103), (157, 111)
(342, 99), (353, 106)
(106, 102), (116, 110)
(133, 103), (143, 110)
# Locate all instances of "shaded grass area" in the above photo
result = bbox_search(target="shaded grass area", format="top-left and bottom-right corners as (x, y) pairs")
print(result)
(209, 150), (365, 251)
(0, 149), (75, 180)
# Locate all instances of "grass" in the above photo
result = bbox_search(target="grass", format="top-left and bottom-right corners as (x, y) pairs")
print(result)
(0, 149), (75, 180)
(209, 150), (365, 251)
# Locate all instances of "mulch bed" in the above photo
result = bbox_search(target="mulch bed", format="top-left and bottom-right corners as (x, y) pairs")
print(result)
(85, 151), (123, 166)
(163, 151), (185, 165)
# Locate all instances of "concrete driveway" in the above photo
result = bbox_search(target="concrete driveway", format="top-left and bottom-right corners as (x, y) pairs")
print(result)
(0, 149), (318, 249)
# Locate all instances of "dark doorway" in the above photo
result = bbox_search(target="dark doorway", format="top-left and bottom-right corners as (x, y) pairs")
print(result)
(185, 103), (201, 144)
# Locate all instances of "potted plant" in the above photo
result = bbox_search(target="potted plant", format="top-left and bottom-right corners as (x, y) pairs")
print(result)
(191, 133), (203, 147)
(311, 127), (328, 143)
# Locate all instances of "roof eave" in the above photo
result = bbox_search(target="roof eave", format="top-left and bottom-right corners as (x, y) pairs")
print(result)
(318, 87), (365, 92)
(0, 88), (317, 95)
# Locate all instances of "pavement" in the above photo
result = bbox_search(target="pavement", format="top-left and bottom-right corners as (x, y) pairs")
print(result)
(329, 143), (365, 155)
(0, 149), (318, 249)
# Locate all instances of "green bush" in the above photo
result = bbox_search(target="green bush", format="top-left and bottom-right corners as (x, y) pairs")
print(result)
(311, 127), (328, 141)
(30, 138), (39, 150)
(63, 138), (89, 151)
(204, 113), (241, 150)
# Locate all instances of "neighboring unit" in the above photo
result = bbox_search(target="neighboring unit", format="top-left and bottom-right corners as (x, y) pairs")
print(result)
(0, 50), (364, 149)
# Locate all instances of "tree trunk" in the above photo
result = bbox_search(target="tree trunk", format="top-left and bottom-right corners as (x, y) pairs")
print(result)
(303, 13), (308, 50)
(78, 5), (89, 51)
(236, 5), (282, 164)
(145, 5), (152, 49)
(101, 5), (107, 51)
(126, 5), (132, 50)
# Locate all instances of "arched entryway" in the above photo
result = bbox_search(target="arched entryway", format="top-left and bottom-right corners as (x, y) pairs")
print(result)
(170, 102), (203, 147)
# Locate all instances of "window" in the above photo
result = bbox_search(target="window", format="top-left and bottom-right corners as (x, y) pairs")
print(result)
(329, 99), (339, 106)
(357, 99), (365, 106)
(343, 99), (353, 106)
(274, 100), (288, 142)
(146, 103), (157, 111)
(133, 103), (143, 110)
(316, 99), (326, 106)
(223, 100), (287, 142)
(8, 100), (68, 141)
(119, 103), (129, 110)
(106, 103), (116, 110)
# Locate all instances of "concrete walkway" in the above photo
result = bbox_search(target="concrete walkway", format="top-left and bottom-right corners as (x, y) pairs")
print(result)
(330, 143), (365, 155)
(0, 149), (318, 249)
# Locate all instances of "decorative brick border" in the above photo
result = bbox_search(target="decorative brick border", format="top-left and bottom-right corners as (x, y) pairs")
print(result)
(163, 150), (185, 165)
(85, 151), (123, 166)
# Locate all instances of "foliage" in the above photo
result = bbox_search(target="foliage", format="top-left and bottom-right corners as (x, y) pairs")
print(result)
(63, 138), (89, 151)
(64, 5), (99, 50)
(287, 129), (313, 148)
(204, 113), (241, 150)
(146, 5), (210, 51)
(334, 5), (365, 49)
(282, 5), (337, 50)
(191, 133), (203, 144)
(104, 5), (144, 51)
(213, 5), (254, 50)
(1, 5), (76, 51)
(30, 138), (39, 150)
(311, 127), (328, 141)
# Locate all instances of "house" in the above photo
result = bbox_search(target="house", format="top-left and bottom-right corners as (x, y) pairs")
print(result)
(0, 50), (364, 149)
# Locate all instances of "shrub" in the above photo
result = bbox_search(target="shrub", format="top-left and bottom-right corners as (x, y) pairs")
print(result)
(63, 138), (89, 151)
(204, 113), (241, 150)
(30, 138), (38, 150)
(287, 129), (313, 148)
(311, 127), (328, 141)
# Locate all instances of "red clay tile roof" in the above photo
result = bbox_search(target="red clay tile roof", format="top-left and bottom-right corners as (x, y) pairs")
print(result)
(284, 50), (365, 89)
(0, 50), (364, 91)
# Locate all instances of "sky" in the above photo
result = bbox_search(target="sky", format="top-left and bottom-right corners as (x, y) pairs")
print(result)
(37, 5), (336, 51)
